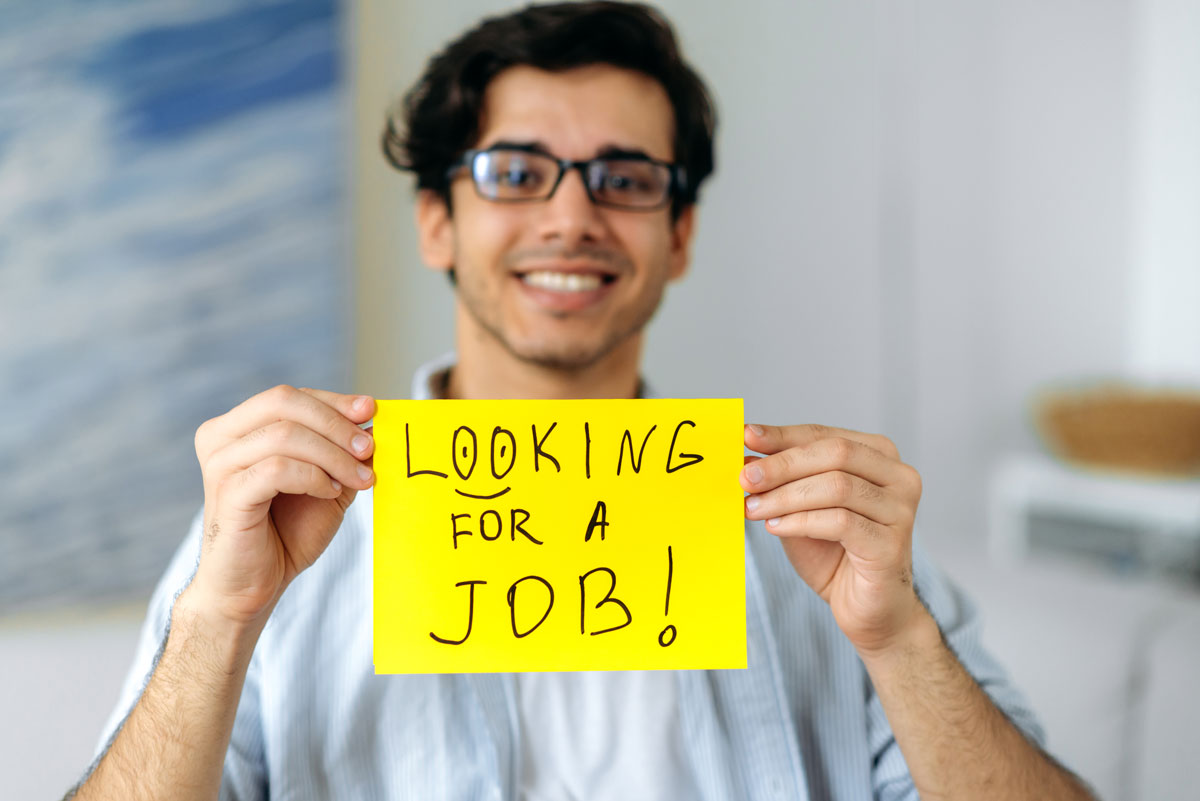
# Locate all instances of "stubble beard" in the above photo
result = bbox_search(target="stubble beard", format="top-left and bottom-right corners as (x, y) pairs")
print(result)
(456, 268), (668, 374)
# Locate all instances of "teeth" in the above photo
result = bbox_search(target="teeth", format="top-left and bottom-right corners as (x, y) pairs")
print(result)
(521, 271), (604, 292)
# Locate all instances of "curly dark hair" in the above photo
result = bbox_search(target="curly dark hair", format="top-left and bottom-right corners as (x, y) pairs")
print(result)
(381, 1), (716, 220)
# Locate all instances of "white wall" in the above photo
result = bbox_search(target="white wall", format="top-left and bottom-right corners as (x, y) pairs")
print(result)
(0, 606), (143, 800)
(1129, 0), (1200, 382)
(912, 0), (1137, 543)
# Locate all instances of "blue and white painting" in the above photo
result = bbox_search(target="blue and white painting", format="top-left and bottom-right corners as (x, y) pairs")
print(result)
(0, 0), (348, 612)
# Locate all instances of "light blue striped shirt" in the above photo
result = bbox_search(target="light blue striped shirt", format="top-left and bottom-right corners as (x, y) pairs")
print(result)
(100, 355), (1043, 800)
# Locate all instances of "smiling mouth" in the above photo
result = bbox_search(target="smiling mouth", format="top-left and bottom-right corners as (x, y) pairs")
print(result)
(517, 270), (617, 292)
(454, 487), (512, 500)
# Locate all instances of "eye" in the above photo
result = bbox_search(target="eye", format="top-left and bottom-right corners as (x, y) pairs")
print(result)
(490, 154), (551, 191)
(594, 160), (664, 197)
(604, 173), (641, 191)
(500, 160), (536, 187)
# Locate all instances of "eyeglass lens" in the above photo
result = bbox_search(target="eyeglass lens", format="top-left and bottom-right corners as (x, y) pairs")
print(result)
(470, 150), (671, 208)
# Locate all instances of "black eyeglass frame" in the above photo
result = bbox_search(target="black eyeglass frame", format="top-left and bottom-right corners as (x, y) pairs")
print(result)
(446, 145), (688, 211)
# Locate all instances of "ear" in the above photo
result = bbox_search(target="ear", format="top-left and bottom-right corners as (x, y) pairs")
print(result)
(415, 189), (455, 272)
(667, 204), (697, 281)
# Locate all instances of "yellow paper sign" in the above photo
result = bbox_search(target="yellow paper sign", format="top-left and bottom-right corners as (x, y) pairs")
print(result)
(372, 398), (746, 674)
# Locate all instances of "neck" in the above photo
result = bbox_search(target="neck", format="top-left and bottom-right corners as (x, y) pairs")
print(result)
(447, 311), (642, 401)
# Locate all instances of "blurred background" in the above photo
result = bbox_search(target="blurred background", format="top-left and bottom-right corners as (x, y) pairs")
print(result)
(2, 0), (1198, 798)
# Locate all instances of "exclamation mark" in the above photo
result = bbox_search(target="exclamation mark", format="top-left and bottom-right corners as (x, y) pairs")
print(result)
(658, 545), (677, 647)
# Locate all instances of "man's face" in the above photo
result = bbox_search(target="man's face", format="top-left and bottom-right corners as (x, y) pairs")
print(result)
(417, 64), (695, 372)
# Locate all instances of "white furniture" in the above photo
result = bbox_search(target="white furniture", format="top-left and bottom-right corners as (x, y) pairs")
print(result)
(988, 452), (1200, 577)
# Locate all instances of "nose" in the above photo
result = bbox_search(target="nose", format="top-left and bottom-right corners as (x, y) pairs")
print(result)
(535, 165), (606, 246)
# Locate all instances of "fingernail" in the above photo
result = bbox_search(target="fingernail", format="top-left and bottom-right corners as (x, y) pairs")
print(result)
(352, 434), (370, 454)
(357, 465), (373, 482)
(331, 480), (342, 492)
(749, 424), (764, 436)
(352, 395), (369, 412)
(767, 517), (780, 527)
(745, 496), (760, 512)
(745, 464), (763, 485)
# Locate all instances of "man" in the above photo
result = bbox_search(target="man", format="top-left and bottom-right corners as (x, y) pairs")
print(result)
(74, 3), (1094, 799)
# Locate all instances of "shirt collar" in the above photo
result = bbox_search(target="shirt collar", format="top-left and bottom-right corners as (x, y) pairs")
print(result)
(410, 352), (656, 400)
(411, 351), (457, 400)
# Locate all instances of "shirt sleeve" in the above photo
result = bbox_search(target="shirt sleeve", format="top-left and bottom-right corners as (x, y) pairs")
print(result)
(867, 544), (1045, 801)
(92, 507), (268, 801)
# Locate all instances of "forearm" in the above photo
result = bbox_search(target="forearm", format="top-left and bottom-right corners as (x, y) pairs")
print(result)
(860, 607), (1094, 801)
(72, 587), (264, 801)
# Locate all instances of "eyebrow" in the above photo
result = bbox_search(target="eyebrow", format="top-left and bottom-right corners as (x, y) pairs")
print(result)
(595, 145), (656, 161)
(483, 139), (658, 161)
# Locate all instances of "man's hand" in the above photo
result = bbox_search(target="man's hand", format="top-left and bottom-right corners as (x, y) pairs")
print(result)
(73, 386), (378, 801)
(740, 423), (924, 655)
(741, 424), (1096, 799)
(191, 385), (377, 627)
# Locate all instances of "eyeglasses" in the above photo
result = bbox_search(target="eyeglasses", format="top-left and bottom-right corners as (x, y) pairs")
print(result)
(448, 146), (686, 211)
